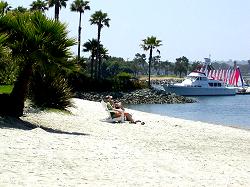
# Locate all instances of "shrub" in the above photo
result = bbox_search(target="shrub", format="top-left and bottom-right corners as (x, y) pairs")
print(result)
(30, 71), (73, 109)
(0, 56), (19, 85)
(111, 72), (146, 91)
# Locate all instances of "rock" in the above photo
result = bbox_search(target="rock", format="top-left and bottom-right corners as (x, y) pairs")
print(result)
(75, 88), (196, 105)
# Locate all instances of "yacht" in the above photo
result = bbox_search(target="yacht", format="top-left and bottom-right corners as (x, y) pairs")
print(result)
(162, 71), (237, 96)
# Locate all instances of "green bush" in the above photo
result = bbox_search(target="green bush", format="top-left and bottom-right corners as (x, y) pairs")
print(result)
(30, 71), (73, 109)
(112, 72), (146, 91)
(0, 56), (19, 85)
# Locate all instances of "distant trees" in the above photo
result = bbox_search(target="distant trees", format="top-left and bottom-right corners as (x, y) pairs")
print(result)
(141, 36), (162, 87)
(83, 39), (98, 79)
(174, 56), (189, 77)
(90, 10), (110, 80)
(133, 53), (147, 75)
(12, 6), (28, 13)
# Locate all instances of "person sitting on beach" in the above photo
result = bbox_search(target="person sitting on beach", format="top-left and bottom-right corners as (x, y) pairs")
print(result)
(104, 95), (144, 125)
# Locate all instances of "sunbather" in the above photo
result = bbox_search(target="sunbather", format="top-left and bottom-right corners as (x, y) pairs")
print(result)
(104, 95), (144, 125)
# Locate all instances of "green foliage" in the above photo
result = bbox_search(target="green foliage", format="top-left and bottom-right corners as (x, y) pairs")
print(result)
(30, 70), (73, 109)
(112, 72), (138, 91)
(0, 85), (13, 94)
(174, 56), (189, 77)
(0, 33), (18, 85)
(141, 35), (162, 87)
(189, 61), (202, 72)
(0, 53), (19, 84)
(0, 11), (76, 116)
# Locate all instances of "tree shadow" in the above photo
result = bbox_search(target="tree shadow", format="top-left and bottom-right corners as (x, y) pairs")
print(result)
(0, 116), (90, 136)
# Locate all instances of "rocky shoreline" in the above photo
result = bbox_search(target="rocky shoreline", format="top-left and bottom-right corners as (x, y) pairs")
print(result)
(75, 88), (196, 105)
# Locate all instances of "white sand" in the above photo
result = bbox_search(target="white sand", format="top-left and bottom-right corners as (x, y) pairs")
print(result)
(0, 98), (250, 186)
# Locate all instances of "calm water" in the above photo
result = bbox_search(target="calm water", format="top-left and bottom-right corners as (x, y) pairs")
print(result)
(127, 95), (250, 130)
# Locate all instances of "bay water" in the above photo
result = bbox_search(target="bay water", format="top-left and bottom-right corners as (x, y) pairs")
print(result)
(127, 95), (250, 130)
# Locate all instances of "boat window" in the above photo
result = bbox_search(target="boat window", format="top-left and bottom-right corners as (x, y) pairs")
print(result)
(208, 83), (213, 87)
(214, 83), (218, 87)
(201, 77), (207, 81)
(218, 83), (221, 87)
(187, 76), (197, 81)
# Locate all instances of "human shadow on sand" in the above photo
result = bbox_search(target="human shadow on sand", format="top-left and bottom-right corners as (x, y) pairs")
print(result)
(0, 116), (90, 136)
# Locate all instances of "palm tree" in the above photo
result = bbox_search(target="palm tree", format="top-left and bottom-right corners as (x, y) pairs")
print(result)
(89, 10), (110, 80)
(46, 0), (68, 20)
(141, 36), (162, 87)
(0, 1), (11, 15)
(30, 0), (48, 12)
(0, 11), (75, 117)
(83, 39), (98, 79)
(100, 45), (109, 60)
(70, 0), (90, 63)
(12, 6), (28, 13)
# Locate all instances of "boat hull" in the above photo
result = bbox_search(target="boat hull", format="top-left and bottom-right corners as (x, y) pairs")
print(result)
(163, 85), (237, 96)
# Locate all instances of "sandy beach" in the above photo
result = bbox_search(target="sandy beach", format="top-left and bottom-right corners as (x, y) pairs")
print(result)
(0, 98), (250, 186)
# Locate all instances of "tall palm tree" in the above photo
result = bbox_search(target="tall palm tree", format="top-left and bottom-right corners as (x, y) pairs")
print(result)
(70, 0), (90, 63)
(0, 11), (75, 117)
(83, 38), (98, 79)
(89, 10), (110, 80)
(141, 36), (162, 87)
(46, 0), (68, 20)
(0, 1), (11, 15)
(30, 0), (48, 12)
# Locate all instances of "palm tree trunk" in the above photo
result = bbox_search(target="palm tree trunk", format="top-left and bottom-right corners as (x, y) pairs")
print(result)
(96, 25), (101, 80)
(94, 55), (98, 80)
(10, 63), (33, 117)
(90, 51), (94, 79)
(148, 47), (153, 88)
(55, 1), (59, 20)
(77, 12), (82, 63)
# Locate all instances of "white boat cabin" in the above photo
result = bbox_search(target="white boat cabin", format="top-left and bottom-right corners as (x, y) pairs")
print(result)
(176, 72), (224, 88)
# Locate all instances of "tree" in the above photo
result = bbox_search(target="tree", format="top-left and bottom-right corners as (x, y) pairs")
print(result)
(71, 0), (90, 63)
(46, 0), (68, 20)
(90, 10), (110, 80)
(83, 39), (109, 79)
(152, 55), (161, 75)
(175, 56), (189, 77)
(0, 1), (11, 15)
(140, 36), (162, 87)
(133, 53), (147, 75)
(30, 0), (48, 12)
(12, 6), (28, 13)
(83, 39), (98, 79)
(161, 60), (173, 76)
(189, 61), (202, 72)
(0, 11), (75, 117)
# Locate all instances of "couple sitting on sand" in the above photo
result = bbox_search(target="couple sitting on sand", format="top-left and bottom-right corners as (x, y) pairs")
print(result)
(104, 95), (145, 125)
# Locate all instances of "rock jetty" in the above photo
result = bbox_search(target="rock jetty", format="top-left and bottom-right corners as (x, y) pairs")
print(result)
(75, 88), (196, 105)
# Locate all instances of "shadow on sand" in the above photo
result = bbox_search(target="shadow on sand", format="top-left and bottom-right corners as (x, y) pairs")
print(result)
(0, 116), (90, 136)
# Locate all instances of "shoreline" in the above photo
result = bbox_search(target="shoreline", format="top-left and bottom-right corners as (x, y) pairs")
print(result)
(1, 98), (250, 186)
(126, 106), (250, 132)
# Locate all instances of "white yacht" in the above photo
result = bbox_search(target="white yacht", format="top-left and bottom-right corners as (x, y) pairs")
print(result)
(163, 71), (237, 96)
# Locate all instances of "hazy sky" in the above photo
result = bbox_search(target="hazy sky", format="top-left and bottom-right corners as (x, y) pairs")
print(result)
(7, 0), (250, 62)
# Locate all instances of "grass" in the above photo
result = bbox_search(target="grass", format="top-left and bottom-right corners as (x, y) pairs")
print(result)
(0, 85), (13, 94)
(139, 75), (182, 80)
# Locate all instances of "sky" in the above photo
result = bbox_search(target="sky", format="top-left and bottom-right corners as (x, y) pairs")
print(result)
(7, 0), (250, 62)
